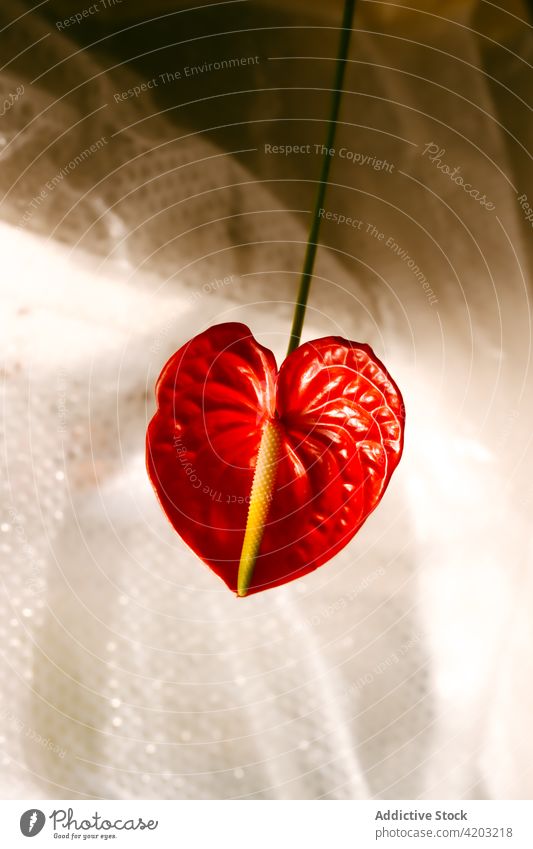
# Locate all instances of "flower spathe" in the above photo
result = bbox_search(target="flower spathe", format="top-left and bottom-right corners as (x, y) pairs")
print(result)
(146, 323), (405, 595)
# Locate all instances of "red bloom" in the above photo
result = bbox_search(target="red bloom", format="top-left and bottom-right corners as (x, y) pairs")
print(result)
(146, 323), (404, 595)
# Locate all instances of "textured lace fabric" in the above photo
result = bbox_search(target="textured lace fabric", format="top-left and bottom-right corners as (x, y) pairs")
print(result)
(1, 0), (533, 800)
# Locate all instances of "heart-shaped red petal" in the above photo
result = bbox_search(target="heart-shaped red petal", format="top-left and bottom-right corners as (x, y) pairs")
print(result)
(146, 323), (405, 595)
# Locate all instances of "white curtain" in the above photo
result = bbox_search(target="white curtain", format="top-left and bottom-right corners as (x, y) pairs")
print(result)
(1, 0), (532, 799)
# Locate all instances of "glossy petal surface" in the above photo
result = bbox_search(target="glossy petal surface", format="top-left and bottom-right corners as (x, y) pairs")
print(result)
(146, 323), (404, 594)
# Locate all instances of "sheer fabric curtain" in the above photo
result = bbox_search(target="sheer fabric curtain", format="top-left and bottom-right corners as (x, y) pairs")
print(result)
(0, 0), (532, 799)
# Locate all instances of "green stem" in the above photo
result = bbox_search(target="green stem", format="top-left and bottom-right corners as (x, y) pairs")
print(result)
(236, 0), (357, 597)
(286, 0), (357, 357)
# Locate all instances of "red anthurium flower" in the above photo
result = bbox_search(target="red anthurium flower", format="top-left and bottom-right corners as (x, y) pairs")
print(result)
(146, 323), (405, 596)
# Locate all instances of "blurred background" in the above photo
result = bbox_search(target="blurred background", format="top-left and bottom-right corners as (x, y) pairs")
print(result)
(1, 0), (532, 799)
